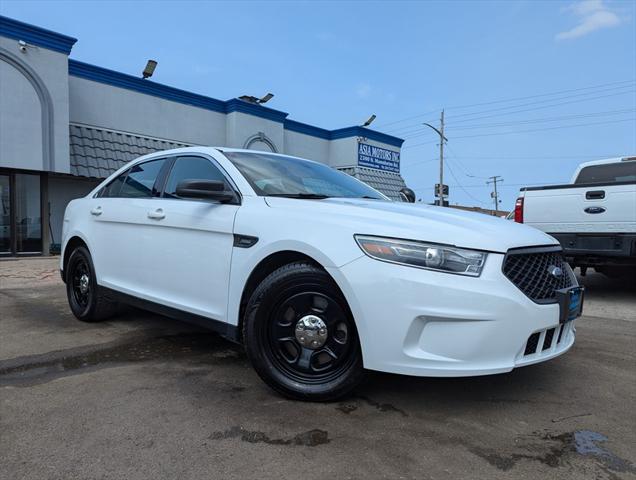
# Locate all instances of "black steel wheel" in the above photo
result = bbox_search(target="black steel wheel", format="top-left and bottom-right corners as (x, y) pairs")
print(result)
(70, 255), (91, 312)
(243, 261), (364, 401)
(66, 246), (119, 322)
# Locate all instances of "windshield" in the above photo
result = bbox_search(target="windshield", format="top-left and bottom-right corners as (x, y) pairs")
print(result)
(224, 151), (387, 200)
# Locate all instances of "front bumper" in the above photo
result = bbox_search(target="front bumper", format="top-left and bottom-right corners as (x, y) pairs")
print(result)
(327, 252), (575, 377)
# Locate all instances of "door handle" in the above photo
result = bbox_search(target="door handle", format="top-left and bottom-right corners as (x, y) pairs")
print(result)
(147, 208), (165, 220)
(90, 206), (102, 216)
(586, 190), (605, 200)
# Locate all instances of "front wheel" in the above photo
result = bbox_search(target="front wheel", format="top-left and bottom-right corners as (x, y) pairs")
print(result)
(66, 246), (120, 322)
(243, 262), (364, 401)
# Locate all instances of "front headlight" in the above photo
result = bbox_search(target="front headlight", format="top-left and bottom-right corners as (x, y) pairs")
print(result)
(355, 235), (487, 277)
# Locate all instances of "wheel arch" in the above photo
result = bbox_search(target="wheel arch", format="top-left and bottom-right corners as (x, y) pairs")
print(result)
(61, 235), (89, 283)
(237, 250), (356, 341)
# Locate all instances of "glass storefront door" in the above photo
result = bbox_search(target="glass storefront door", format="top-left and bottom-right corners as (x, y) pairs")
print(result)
(15, 174), (41, 253)
(0, 172), (42, 255)
(0, 175), (10, 254)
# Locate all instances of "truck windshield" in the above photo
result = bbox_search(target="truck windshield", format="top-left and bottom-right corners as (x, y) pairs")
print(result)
(224, 151), (387, 200)
(575, 161), (636, 184)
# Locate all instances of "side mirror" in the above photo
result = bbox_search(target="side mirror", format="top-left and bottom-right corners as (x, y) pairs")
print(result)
(399, 187), (416, 203)
(175, 179), (235, 203)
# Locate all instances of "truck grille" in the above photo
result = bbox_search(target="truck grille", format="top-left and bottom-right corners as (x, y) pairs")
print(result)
(503, 247), (575, 303)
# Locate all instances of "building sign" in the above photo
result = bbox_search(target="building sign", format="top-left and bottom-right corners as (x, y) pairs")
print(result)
(358, 143), (400, 173)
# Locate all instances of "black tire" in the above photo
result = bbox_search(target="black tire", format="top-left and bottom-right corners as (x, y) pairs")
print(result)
(66, 246), (120, 322)
(243, 262), (364, 401)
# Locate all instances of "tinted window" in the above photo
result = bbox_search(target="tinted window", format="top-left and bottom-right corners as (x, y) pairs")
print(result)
(575, 162), (636, 184)
(164, 156), (228, 198)
(224, 151), (386, 200)
(100, 172), (127, 198)
(119, 159), (166, 198)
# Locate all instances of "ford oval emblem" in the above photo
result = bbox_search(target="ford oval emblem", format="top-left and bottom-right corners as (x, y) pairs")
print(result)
(584, 206), (606, 214)
(548, 265), (563, 278)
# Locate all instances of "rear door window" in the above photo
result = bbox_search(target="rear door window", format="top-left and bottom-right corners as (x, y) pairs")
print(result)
(575, 162), (636, 184)
(119, 158), (167, 198)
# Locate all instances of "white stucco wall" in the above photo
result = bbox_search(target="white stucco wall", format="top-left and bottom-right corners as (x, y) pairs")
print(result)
(0, 36), (71, 173)
(69, 76), (227, 146)
(0, 59), (43, 170)
(283, 130), (330, 163)
(225, 112), (284, 152)
(47, 175), (99, 245)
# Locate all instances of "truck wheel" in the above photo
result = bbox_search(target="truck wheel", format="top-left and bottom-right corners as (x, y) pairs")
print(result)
(66, 246), (120, 322)
(243, 262), (364, 401)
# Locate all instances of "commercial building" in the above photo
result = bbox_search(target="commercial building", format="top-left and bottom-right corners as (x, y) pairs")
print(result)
(0, 15), (406, 256)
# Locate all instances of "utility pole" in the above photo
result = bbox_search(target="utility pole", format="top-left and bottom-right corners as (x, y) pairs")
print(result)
(423, 110), (448, 206)
(487, 176), (503, 215)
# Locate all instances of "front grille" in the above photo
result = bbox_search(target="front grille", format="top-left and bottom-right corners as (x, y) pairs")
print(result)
(503, 248), (575, 303)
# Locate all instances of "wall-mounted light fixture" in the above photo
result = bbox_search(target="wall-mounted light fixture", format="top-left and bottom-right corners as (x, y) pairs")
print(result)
(362, 114), (376, 127)
(142, 60), (158, 79)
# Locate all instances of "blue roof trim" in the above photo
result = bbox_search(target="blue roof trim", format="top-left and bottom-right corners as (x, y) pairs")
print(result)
(284, 120), (331, 140)
(225, 98), (289, 123)
(69, 60), (227, 112)
(285, 122), (404, 147)
(0, 15), (77, 54)
(68, 60), (403, 147)
(331, 126), (404, 147)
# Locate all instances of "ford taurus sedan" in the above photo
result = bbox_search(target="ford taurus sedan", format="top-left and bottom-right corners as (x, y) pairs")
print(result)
(61, 147), (583, 400)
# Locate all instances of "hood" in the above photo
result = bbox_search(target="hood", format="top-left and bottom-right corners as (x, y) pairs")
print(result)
(264, 197), (558, 253)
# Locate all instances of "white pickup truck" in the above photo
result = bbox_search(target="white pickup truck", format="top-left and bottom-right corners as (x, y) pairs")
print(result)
(514, 156), (636, 278)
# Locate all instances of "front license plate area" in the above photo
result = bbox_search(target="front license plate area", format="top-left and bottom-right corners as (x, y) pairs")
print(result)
(556, 286), (584, 323)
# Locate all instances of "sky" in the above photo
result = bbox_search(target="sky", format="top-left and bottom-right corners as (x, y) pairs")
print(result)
(2, 0), (635, 210)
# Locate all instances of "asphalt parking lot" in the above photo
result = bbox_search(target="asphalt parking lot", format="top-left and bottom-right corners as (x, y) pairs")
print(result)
(1, 257), (635, 480)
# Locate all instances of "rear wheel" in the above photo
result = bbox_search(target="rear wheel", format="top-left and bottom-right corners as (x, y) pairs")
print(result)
(66, 246), (120, 322)
(243, 262), (364, 401)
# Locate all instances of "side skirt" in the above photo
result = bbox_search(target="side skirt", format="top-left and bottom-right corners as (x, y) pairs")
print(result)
(100, 286), (241, 344)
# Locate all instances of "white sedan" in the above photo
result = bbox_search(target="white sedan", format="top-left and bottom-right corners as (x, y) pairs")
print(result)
(61, 147), (583, 400)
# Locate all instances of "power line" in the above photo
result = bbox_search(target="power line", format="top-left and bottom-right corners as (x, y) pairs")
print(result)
(394, 88), (635, 136)
(445, 161), (488, 205)
(443, 79), (635, 111)
(418, 154), (622, 159)
(379, 79), (635, 132)
(402, 117), (635, 148)
(445, 84), (635, 121)
(445, 144), (489, 179)
(401, 157), (438, 167)
(447, 108), (635, 131)
(411, 181), (563, 190)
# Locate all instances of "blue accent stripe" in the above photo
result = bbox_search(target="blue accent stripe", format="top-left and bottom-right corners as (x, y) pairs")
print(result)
(332, 126), (404, 147)
(225, 98), (289, 123)
(69, 60), (227, 112)
(284, 120), (331, 140)
(66, 60), (403, 147)
(0, 15), (77, 54)
(1, 15), (404, 148)
(285, 122), (403, 147)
